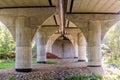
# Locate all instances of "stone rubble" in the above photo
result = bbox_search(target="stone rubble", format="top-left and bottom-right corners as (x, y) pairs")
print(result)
(0, 62), (91, 80)
(0, 68), (91, 80)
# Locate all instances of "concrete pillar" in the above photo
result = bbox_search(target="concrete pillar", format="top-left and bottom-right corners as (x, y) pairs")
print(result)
(46, 37), (53, 53)
(15, 17), (32, 72)
(74, 42), (78, 58)
(78, 33), (86, 62)
(87, 20), (104, 75)
(36, 32), (46, 63)
(49, 37), (53, 53)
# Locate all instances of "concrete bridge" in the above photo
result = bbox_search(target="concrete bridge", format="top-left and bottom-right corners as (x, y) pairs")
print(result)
(0, 0), (120, 75)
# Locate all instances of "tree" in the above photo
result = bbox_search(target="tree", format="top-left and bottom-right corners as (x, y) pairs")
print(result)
(103, 21), (120, 67)
(0, 23), (15, 59)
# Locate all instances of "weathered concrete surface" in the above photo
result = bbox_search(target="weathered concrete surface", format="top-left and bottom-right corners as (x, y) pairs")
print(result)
(41, 28), (75, 59)
(87, 20), (104, 75)
(78, 33), (87, 62)
(0, 7), (56, 40)
(46, 28), (84, 58)
(15, 17), (32, 70)
(52, 39), (75, 58)
(88, 20), (101, 66)
(36, 27), (58, 62)
(1, 3), (120, 75)
(36, 31), (46, 63)
(14, 8), (56, 71)
(66, 14), (120, 40)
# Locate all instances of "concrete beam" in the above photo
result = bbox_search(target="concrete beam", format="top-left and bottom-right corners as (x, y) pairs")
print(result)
(66, 14), (120, 40)
(0, 7), (56, 17)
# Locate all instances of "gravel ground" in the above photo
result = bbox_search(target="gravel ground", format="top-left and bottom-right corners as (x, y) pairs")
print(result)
(0, 60), (91, 80)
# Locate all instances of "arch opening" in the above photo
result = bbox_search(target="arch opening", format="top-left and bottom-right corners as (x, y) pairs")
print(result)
(102, 21), (120, 79)
(0, 21), (15, 59)
(102, 21), (120, 63)
(46, 33), (75, 59)
(52, 35), (75, 59)
(35, 14), (87, 61)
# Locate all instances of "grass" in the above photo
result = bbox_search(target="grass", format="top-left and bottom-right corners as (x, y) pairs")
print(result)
(46, 74), (103, 80)
(45, 59), (58, 64)
(0, 58), (58, 69)
(0, 59), (104, 80)
(0, 59), (15, 69)
(32, 58), (57, 64)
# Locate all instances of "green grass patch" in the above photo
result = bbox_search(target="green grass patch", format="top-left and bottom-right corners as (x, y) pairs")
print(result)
(0, 58), (58, 69)
(45, 59), (57, 64)
(0, 59), (15, 69)
(32, 58), (57, 64)
(32, 58), (37, 64)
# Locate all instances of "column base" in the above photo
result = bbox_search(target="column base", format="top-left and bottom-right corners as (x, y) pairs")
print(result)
(87, 66), (104, 75)
(78, 60), (86, 62)
(16, 68), (32, 72)
(74, 57), (78, 59)
(37, 61), (46, 64)
(87, 65), (101, 67)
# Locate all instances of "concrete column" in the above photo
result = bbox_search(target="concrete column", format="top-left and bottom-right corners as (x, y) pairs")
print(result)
(15, 17), (32, 72)
(74, 42), (78, 58)
(49, 37), (53, 53)
(74, 34), (78, 58)
(36, 32), (46, 63)
(87, 20), (104, 75)
(78, 33), (86, 62)
(46, 37), (53, 53)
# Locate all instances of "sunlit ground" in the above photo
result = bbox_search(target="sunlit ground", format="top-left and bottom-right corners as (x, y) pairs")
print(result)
(103, 56), (120, 80)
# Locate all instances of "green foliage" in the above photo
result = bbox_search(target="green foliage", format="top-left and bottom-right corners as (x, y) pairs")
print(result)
(32, 41), (37, 55)
(45, 59), (57, 64)
(103, 21), (120, 68)
(0, 59), (57, 69)
(0, 59), (15, 69)
(32, 58), (37, 64)
(102, 21), (120, 80)
(0, 24), (15, 59)
(104, 67), (120, 80)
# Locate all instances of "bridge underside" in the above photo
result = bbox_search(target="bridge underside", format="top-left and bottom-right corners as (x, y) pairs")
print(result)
(0, 0), (120, 75)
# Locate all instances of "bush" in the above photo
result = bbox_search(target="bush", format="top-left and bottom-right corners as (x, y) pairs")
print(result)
(0, 53), (7, 59)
